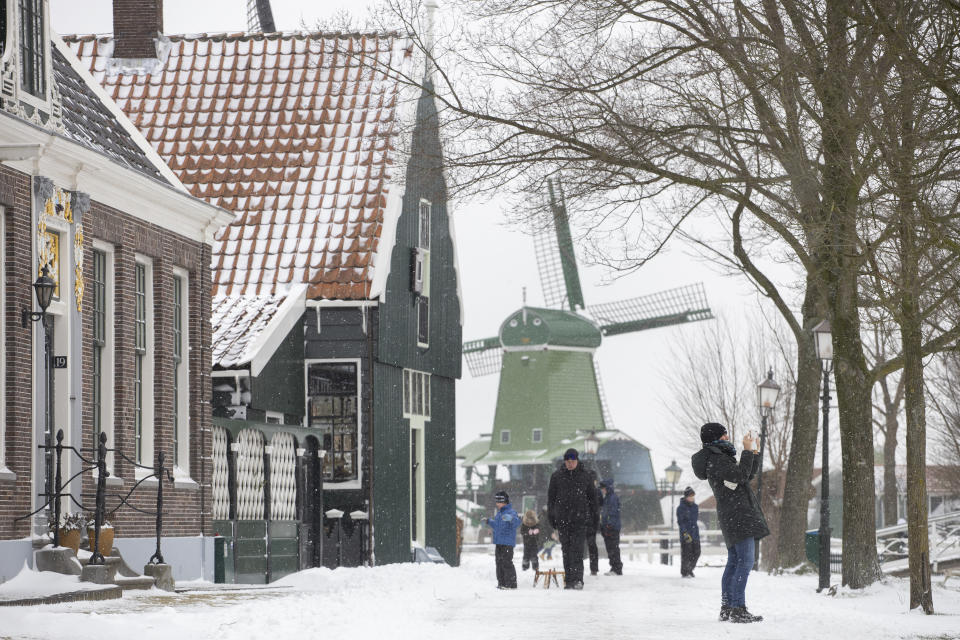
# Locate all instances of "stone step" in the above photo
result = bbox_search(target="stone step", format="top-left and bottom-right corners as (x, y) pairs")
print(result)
(114, 576), (157, 591)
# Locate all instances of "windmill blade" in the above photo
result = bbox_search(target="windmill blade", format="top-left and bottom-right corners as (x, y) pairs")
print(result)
(592, 359), (615, 430)
(533, 178), (585, 311)
(462, 336), (503, 377)
(589, 283), (714, 337)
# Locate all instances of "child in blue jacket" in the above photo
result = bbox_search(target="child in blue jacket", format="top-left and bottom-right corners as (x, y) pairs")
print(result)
(483, 490), (520, 589)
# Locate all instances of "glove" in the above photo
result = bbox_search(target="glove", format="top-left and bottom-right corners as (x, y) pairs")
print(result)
(682, 532), (693, 543)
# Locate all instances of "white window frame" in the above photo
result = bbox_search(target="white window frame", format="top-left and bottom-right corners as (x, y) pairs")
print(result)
(532, 428), (543, 444)
(17, 0), (52, 106)
(303, 358), (362, 491)
(402, 369), (431, 418)
(500, 430), (511, 445)
(91, 240), (116, 474)
(416, 199), (431, 349)
(172, 267), (191, 479)
(264, 410), (284, 424)
(134, 255), (155, 476)
(0, 207), (10, 481)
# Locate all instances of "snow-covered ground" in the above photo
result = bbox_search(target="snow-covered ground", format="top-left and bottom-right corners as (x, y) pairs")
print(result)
(0, 549), (958, 640)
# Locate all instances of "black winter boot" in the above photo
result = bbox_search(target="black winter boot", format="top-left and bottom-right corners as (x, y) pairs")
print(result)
(730, 607), (763, 623)
(718, 606), (732, 622)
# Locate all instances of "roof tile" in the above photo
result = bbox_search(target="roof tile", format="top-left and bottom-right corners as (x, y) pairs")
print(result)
(67, 30), (412, 299)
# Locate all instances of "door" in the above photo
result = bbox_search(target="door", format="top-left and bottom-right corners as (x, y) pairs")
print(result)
(299, 435), (324, 569)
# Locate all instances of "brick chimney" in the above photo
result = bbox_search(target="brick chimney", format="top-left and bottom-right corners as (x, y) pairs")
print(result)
(112, 0), (163, 59)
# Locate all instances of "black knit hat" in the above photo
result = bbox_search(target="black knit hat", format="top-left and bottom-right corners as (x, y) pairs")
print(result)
(494, 490), (509, 503)
(700, 422), (727, 443)
(563, 448), (579, 460)
(683, 486), (695, 497)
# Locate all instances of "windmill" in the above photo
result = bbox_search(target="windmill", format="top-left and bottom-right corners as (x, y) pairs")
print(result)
(462, 177), (714, 462)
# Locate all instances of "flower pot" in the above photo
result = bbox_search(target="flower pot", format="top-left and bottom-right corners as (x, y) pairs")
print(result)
(59, 528), (82, 555)
(88, 527), (114, 557)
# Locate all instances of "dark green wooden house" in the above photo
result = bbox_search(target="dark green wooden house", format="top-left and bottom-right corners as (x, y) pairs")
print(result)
(74, 29), (462, 581)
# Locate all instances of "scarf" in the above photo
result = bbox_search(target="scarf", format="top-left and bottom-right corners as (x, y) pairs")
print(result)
(711, 440), (737, 458)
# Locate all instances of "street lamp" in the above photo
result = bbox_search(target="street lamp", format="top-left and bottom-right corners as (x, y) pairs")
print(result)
(812, 319), (833, 592)
(22, 264), (56, 533)
(754, 368), (781, 569)
(664, 460), (682, 528)
(583, 430), (600, 470)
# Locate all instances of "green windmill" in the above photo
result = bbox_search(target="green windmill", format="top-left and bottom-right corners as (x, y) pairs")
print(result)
(462, 178), (715, 466)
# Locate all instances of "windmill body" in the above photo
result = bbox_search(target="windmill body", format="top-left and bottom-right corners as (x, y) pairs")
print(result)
(458, 178), (714, 529)
(490, 307), (605, 458)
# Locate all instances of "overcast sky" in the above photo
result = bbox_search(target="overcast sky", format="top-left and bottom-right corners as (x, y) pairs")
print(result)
(49, 0), (799, 484)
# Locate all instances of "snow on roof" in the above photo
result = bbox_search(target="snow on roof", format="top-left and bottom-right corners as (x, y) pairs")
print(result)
(211, 284), (305, 371)
(66, 31), (415, 300)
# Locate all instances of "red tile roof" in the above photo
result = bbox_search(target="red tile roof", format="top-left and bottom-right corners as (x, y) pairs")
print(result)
(67, 31), (414, 299)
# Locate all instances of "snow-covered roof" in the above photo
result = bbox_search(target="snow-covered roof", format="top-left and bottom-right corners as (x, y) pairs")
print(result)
(211, 285), (306, 372)
(66, 31), (415, 300)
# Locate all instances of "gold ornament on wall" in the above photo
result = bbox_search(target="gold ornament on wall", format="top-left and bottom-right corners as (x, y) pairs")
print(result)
(74, 223), (85, 312)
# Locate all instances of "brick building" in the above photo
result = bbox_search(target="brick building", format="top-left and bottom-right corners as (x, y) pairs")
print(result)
(0, 1), (231, 583)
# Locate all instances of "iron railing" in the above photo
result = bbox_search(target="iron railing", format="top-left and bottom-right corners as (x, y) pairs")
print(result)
(16, 429), (173, 565)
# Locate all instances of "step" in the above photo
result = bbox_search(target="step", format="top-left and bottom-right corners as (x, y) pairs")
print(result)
(114, 576), (157, 591)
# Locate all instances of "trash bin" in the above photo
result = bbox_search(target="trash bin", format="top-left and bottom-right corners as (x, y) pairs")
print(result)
(805, 530), (820, 567)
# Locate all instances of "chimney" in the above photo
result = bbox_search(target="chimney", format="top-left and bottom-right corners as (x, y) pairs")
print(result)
(113, 0), (164, 59)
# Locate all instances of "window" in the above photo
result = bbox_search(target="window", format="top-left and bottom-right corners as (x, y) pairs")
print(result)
(403, 369), (431, 418)
(172, 270), (190, 472)
(532, 429), (543, 444)
(417, 296), (429, 346)
(416, 199), (431, 347)
(418, 199), (431, 250)
(1, 2), (7, 57)
(19, 0), (45, 98)
(500, 430), (510, 445)
(91, 245), (115, 471)
(307, 361), (359, 483)
(134, 258), (154, 468)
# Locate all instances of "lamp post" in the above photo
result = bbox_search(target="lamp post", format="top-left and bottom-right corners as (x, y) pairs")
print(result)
(22, 264), (56, 526)
(583, 430), (600, 471)
(754, 368), (781, 569)
(664, 460), (682, 529)
(813, 319), (833, 592)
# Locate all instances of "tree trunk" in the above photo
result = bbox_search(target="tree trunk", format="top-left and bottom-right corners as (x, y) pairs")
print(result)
(883, 410), (899, 526)
(893, 87), (934, 612)
(822, 0), (880, 590)
(775, 289), (823, 569)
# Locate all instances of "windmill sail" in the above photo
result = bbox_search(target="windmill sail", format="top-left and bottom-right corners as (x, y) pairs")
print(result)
(463, 336), (502, 377)
(592, 359), (615, 430)
(533, 178), (585, 311)
(247, 0), (276, 32)
(589, 283), (713, 336)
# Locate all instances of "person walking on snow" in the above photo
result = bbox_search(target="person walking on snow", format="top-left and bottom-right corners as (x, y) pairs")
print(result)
(692, 422), (769, 623)
(677, 486), (701, 578)
(585, 471), (601, 576)
(599, 479), (623, 575)
(520, 509), (541, 572)
(483, 490), (520, 589)
(547, 448), (599, 590)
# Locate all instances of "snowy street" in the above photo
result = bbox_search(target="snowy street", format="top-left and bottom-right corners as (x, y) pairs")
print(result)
(1, 550), (959, 640)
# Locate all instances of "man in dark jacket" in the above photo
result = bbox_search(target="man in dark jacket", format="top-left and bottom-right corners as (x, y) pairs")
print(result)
(599, 479), (623, 575)
(547, 448), (599, 590)
(692, 422), (769, 623)
(585, 469), (601, 576)
(677, 486), (701, 577)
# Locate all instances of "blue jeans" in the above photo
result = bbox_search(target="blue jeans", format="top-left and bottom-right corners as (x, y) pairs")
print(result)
(721, 538), (755, 608)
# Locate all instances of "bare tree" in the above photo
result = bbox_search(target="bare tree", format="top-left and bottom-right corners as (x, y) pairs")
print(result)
(355, 0), (960, 590)
(659, 309), (796, 569)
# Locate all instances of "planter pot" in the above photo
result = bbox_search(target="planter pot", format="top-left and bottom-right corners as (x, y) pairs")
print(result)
(59, 528), (82, 555)
(88, 527), (114, 557)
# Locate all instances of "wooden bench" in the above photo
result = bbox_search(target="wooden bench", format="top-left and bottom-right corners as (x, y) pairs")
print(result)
(533, 568), (565, 589)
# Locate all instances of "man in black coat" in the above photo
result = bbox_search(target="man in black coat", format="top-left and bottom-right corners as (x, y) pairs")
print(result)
(548, 448), (599, 590)
(692, 422), (769, 623)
